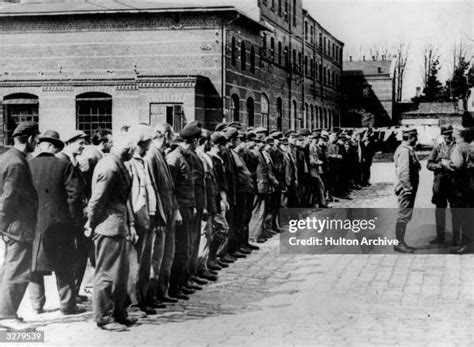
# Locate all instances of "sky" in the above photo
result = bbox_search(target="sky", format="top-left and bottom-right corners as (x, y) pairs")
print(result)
(303, 0), (473, 100)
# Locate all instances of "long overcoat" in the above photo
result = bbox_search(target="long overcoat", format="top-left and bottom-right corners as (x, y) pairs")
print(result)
(29, 152), (84, 272)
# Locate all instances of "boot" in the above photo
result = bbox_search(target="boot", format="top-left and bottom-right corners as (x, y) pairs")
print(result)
(394, 223), (415, 253)
(431, 208), (446, 245)
(452, 231), (462, 247)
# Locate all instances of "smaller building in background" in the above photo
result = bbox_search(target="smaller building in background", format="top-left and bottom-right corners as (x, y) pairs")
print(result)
(341, 57), (396, 127)
(401, 101), (462, 147)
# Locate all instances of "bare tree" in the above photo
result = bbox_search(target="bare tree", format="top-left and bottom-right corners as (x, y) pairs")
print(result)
(422, 43), (440, 87)
(394, 43), (409, 102)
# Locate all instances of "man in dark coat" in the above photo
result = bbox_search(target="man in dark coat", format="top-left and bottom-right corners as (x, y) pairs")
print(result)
(0, 121), (39, 331)
(146, 123), (181, 305)
(58, 130), (90, 301)
(426, 125), (458, 245)
(29, 130), (85, 315)
(87, 132), (136, 332)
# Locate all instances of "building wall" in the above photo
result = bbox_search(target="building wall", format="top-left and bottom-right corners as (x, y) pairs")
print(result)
(0, 3), (344, 144)
(0, 13), (226, 142)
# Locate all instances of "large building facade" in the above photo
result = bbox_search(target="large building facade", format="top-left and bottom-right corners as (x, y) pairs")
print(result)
(0, 0), (343, 148)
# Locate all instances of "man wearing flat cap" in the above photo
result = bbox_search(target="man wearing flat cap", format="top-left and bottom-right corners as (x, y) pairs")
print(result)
(29, 130), (85, 316)
(58, 131), (89, 301)
(393, 128), (421, 253)
(0, 122), (39, 331)
(427, 125), (458, 246)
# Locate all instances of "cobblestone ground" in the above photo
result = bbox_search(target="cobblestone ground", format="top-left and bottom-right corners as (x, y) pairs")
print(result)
(1, 161), (473, 346)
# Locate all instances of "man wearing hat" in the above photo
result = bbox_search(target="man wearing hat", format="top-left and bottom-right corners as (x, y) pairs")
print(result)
(57, 130), (90, 299)
(427, 125), (458, 245)
(393, 128), (421, 253)
(29, 130), (86, 316)
(0, 122), (39, 330)
(268, 131), (286, 231)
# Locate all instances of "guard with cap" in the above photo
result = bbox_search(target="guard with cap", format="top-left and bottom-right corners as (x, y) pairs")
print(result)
(0, 121), (39, 331)
(393, 128), (421, 253)
(29, 130), (86, 316)
(427, 124), (458, 246)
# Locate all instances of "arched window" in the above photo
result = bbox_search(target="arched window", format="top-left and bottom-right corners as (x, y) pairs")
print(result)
(261, 94), (269, 128)
(310, 58), (314, 78)
(270, 37), (275, 62)
(323, 66), (327, 84)
(278, 0), (282, 16)
(262, 34), (267, 58)
(315, 106), (319, 128)
(278, 41), (282, 66)
(291, 100), (297, 130)
(323, 108), (328, 128)
(276, 97), (283, 131)
(3, 93), (39, 145)
(76, 92), (112, 138)
(231, 94), (240, 122)
(250, 45), (256, 73)
(310, 105), (314, 130)
(304, 21), (308, 41)
(231, 37), (237, 66)
(247, 97), (255, 127)
(241, 41), (246, 71)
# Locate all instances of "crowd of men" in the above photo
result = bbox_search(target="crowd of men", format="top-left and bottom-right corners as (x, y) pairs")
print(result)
(394, 125), (474, 254)
(0, 120), (379, 332)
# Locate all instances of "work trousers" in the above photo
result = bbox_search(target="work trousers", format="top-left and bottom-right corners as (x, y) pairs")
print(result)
(128, 227), (155, 309)
(0, 238), (31, 320)
(248, 194), (267, 242)
(93, 234), (129, 326)
(169, 207), (192, 295)
(150, 210), (176, 300)
(29, 270), (75, 312)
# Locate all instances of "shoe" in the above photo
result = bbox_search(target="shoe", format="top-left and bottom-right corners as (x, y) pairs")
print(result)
(181, 287), (195, 295)
(147, 299), (166, 309)
(207, 260), (222, 271)
(196, 270), (218, 282)
(127, 309), (147, 319)
(191, 276), (209, 285)
(140, 306), (157, 315)
(116, 317), (139, 327)
(239, 247), (252, 255)
(216, 259), (229, 268)
(429, 237), (445, 245)
(450, 245), (472, 255)
(208, 269), (219, 276)
(169, 292), (189, 300)
(220, 255), (236, 263)
(394, 242), (415, 253)
(157, 295), (178, 304)
(0, 319), (36, 331)
(98, 322), (129, 332)
(256, 238), (267, 243)
(246, 243), (260, 251)
(452, 235), (462, 247)
(61, 306), (87, 315)
(76, 295), (88, 303)
(230, 251), (246, 259)
(186, 282), (203, 290)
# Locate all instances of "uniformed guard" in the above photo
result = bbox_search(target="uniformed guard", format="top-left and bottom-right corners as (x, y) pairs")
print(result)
(393, 128), (421, 253)
(426, 125), (458, 245)
(444, 127), (474, 254)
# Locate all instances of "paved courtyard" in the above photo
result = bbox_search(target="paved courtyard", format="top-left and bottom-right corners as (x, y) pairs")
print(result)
(1, 161), (473, 346)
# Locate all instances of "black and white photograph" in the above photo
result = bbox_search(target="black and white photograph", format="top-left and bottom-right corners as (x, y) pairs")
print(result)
(0, 0), (473, 345)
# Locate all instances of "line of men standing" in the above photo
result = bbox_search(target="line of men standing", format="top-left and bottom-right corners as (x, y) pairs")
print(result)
(0, 120), (377, 332)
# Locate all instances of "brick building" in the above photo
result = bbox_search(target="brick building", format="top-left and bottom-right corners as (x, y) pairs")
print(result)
(0, 0), (343, 148)
(341, 57), (396, 127)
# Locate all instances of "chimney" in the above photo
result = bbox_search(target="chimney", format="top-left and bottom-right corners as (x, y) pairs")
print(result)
(381, 55), (385, 61)
(416, 87), (421, 97)
(363, 56), (365, 61)
(349, 56), (352, 62)
(372, 56), (375, 61)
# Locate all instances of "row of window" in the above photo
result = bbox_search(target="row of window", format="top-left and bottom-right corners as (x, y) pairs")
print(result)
(1, 92), (188, 145)
(229, 93), (335, 131)
(262, 0), (296, 25)
(232, 36), (340, 88)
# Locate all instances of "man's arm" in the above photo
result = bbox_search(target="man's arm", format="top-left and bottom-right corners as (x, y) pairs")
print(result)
(0, 163), (23, 230)
(396, 148), (413, 192)
(426, 145), (442, 172)
(87, 166), (115, 229)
